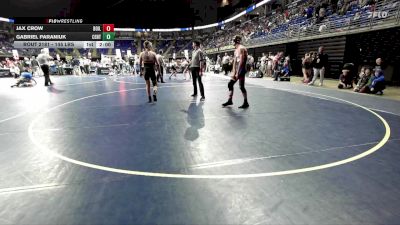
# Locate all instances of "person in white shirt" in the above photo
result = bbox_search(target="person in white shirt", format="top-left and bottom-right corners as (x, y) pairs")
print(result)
(156, 50), (165, 83)
(260, 53), (267, 76)
(216, 55), (222, 66)
(222, 53), (230, 75)
(134, 55), (140, 76)
(267, 52), (274, 77)
(37, 49), (54, 86)
(181, 58), (190, 80)
(247, 54), (254, 72)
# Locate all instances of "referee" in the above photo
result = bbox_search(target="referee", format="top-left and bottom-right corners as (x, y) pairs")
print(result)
(37, 49), (54, 86)
(190, 40), (205, 101)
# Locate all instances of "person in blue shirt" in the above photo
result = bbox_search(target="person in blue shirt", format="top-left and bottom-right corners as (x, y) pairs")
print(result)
(369, 68), (385, 95)
(11, 71), (33, 88)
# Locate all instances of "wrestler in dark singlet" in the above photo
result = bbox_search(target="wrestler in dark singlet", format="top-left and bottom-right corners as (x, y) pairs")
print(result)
(139, 41), (160, 103)
(222, 35), (249, 109)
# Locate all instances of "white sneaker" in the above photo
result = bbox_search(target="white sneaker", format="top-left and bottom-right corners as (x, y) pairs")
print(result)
(318, 83), (323, 86)
(307, 82), (314, 86)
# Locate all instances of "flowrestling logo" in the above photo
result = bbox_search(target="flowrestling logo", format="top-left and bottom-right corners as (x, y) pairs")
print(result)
(47, 19), (84, 24)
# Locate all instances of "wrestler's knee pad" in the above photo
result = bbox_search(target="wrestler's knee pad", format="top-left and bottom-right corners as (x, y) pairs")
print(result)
(239, 82), (246, 93)
(228, 80), (235, 91)
(151, 78), (157, 86)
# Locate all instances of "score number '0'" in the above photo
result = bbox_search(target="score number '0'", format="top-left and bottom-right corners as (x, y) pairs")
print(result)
(103, 24), (114, 32)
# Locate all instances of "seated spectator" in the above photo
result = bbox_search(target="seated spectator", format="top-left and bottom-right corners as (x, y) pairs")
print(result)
(338, 63), (355, 89)
(339, 2), (351, 15)
(316, 7), (327, 24)
(369, 68), (385, 95)
(306, 5), (314, 19)
(283, 56), (291, 75)
(354, 67), (372, 93)
(355, 66), (365, 85)
(281, 66), (290, 78)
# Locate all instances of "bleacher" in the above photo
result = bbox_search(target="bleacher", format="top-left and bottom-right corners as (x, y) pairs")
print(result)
(204, 0), (399, 50)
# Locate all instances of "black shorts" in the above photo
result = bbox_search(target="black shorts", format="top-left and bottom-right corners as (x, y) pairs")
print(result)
(144, 67), (156, 81)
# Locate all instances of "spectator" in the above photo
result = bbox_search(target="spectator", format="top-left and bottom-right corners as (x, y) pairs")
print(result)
(273, 52), (285, 81)
(281, 56), (291, 78)
(216, 55), (222, 66)
(30, 56), (40, 76)
(316, 7), (327, 24)
(375, 57), (383, 71)
(302, 52), (313, 83)
(222, 53), (230, 75)
(260, 53), (267, 76)
(267, 52), (274, 77)
(83, 57), (90, 74)
(56, 60), (64, 75)
(247, 54), (254, 72)
(308, 46), (328, 86)
(306, 5), (314, 19)
(354, 66), (372, 93)
(369, 68), (385, 95)
(354, 65), (365, 85)
(284, 55), (292, 73)
(338, 63), (355, 89)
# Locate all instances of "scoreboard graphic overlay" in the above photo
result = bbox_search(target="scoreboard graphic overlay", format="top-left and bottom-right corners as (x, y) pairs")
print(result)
(13, 19), (114, 49)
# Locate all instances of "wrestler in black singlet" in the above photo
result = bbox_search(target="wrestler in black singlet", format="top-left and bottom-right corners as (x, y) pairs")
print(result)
(140, 41), (159, 103)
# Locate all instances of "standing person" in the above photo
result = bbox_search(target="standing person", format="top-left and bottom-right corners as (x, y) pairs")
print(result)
(302, 52), (313, 83)
(30, 56), (40, 76)
(56, 60), (64, 75)
(134, 55), (140, 76)
(222, 53), (230, 75)
(308, 46), (328, 86)
(222, 36), (249, 109)
(83, 57), (90, 75)
(156, 50), (165, 83)
(267, 52), (274, 77)
(139, 41), (160, 103)
(80, 57), (87, 75)
(216, 55), (222, 67)
(260, 53), (267, 76)
(168, 59), (178, 79)
(273, 52), (285, 81)
(190, 40), (205, 101)
(247, 54), (254, 72)
(37, 49), (54, 86)
(181, 58), (191, 80)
